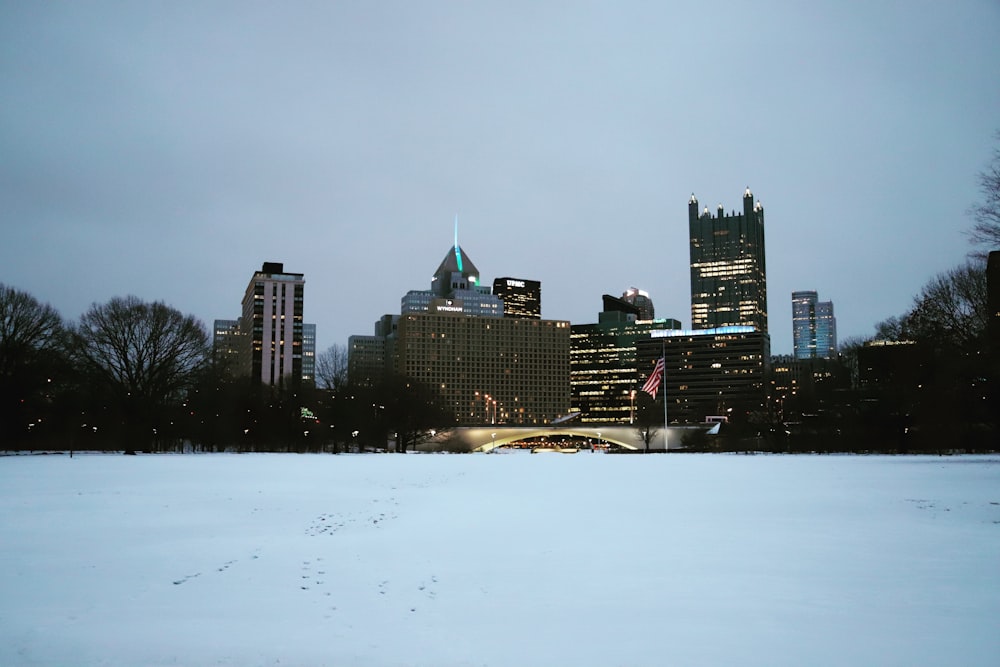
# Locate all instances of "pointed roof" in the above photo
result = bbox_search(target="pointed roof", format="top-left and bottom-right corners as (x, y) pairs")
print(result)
(435, 244), (479, 279)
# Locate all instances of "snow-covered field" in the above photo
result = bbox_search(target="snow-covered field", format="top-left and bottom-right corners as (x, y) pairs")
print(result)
(1, 452), (998, 667)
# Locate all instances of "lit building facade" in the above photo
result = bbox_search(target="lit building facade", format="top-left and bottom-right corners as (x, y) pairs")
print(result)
(792, 290), (837, 360)
(402, 245), (503, 317)
(212, 319), (242, 371)
(636, 326), (770, 424)
(397, 312), (571, 425)
(688, 189), (767, 332)
(302, 323), (316, 384)
(571, 297), (681, 423)
(240, 262), (305, 387)
(493, 277), (541, 319)
(348, 240), (570, 425)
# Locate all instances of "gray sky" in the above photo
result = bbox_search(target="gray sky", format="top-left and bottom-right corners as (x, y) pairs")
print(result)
(2, 1), (998, 355)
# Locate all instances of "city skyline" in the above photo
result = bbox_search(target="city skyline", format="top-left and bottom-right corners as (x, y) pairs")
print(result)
(2, 2), (997, 356)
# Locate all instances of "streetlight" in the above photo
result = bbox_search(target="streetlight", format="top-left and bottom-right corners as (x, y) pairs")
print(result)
(491, 432), (496, 451)
(630, 390), (636, 424)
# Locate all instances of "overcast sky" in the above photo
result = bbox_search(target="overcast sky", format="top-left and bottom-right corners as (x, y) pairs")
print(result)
(2, 1), (998, 355)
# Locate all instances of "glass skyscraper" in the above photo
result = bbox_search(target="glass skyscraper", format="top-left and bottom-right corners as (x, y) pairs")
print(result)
(792, 290), (837, 359)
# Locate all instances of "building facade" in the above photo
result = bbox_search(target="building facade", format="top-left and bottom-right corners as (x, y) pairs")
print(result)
(636, 326), (770, 424)
(792, 290), (837, 360)
(402, 245), (503, 317)
(212, 319), (242, 370)
(348, 334), (389, 387)
(240, 262), (305, 387)
(570, 299), (681, 423)
(302, 323), (316, 384)
(397, 312), (571, 425)
(350, 241), (570, 425)
(493, 277), (541, 319)
(688, 189), (768, 332)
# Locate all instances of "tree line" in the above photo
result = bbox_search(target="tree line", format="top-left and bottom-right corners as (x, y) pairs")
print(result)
(0, 289), (449, 453)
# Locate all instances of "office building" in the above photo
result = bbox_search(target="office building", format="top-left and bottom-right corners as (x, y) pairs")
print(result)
(402, 244), (503, 317)
(397, 313), (571, 425)
(493, 277), (541, 319)
(621, 287), (654, 321)
(240, 262), (305, 387)
(212, 319), (242, 371)
(348, 334), (390, 387)
(636, 326), (770, 424)
(792, 291), (837, 360)
(571, 296), (682, 423)
(302, 323), (316, 384)
(688, 189), (768, 332)
(350, 238), (571, 425)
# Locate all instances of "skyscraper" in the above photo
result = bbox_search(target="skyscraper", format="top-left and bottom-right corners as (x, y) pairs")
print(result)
(402, 244), (502, 317)
(621, 287), (654, 321)
(792, 290), (837, 359)
(688, 189), (767, 332)
(240, 262), (305, 387)
(350, 238), (571, 425)
(493, 277), (541, 319)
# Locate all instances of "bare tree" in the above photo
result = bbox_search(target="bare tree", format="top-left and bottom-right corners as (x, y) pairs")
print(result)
(0, 284), (65, 443)
(315, 343), (349, 391)
(634, 394), (660, 453)
(968, 136), (1000, 256)
(69, 296), (209, 450)
(906, 259), (988, 352)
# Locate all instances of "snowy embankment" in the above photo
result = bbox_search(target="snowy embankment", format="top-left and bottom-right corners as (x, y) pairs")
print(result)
(1, 453), (998, 667)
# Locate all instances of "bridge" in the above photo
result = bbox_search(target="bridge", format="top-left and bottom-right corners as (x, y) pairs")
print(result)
(421, 424), (706, 452)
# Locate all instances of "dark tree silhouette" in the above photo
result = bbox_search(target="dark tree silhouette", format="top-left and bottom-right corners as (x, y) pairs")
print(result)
(968, 135), (1000, 256)
(633, 393), (661, 453)
(0, 284), (65, 444)
(315, 343), (349, 391)
(68, 296), (209, 451)
(379, 373), (452, 452)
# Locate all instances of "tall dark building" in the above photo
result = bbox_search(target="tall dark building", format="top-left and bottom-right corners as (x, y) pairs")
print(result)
(493, 277), (541, 319)
(688, 189), (767, 332)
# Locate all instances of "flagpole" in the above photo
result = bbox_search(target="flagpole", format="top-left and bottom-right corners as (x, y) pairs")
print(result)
(662, 340), (668, 452)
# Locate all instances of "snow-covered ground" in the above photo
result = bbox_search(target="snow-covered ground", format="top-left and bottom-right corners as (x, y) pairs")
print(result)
(1, 452), (998, 667)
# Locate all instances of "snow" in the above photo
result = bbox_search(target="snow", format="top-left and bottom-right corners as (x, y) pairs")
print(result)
(1, 452), (998, 667)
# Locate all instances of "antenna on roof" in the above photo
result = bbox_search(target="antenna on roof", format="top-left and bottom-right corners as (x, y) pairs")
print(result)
(453, 214), (464, 272)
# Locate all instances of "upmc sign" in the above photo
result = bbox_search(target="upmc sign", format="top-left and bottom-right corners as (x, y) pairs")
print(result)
(506, 279), (525, 288)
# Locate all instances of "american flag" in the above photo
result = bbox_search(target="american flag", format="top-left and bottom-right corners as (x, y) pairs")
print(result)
(640, 357), (665, 398)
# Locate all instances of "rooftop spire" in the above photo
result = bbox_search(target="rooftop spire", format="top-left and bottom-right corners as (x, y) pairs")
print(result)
(453, 214), (463, 272)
